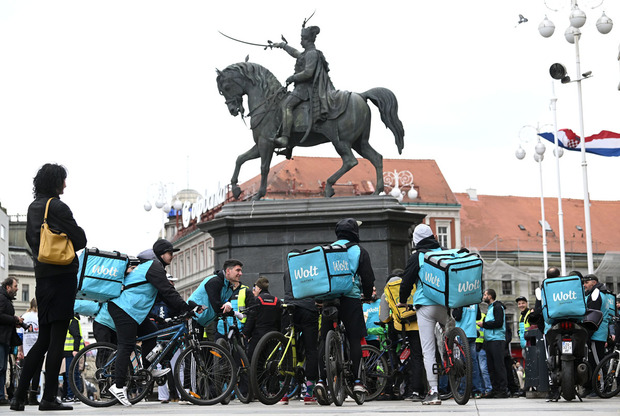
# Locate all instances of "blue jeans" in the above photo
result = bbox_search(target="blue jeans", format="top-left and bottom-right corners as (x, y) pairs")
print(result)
(477, 347), (492, 393)
(469, 340), (483, 393)
(64, 355), (82, 399)
(0, 343), (9, 400)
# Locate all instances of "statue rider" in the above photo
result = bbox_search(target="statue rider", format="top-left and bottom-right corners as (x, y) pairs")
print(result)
(273, 25), (335, 148)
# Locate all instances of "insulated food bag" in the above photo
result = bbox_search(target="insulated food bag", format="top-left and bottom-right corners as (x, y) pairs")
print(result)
(541, 275), (586, 323)
(287, 243), (355, 299)
(419, 248), (483, 308)
(76, 248), (129, 302)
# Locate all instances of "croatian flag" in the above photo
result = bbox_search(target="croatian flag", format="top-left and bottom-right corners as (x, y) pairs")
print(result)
(538, 129), (620, 157)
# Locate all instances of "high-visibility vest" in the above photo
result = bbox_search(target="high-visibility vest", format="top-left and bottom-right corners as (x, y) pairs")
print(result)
(484, 302), (506, 342)
(518, 309), (531, 348)
(64, 317), (85, 352)
(476, 313), (486, 344)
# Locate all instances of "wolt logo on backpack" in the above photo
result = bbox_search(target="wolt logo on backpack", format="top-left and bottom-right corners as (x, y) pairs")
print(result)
(287, 243), (356, 300)
(293, 265), (319, 280)
(76, 248), (129, 303)
(90, 264), (121, 278)
(552, 290), (577, 302)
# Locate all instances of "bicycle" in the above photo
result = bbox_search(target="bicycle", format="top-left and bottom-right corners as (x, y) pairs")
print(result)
(432, 318), (472, 405)
(250, 304), (306, 405)
(320, 299), (366, 406)
(592, 317), (620, 398)
(68, 309), (236, 407)
(362, 321), (416, 401)
(216, 311), (253, 404)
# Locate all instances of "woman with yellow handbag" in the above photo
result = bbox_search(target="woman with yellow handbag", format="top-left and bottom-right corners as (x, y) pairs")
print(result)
(11, 163), (86, 412)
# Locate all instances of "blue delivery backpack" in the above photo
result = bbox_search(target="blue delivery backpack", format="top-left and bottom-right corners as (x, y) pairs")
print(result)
(287, 243), (356, 300)
(419, 248), (483, 308)
(76, 248), (129, 302)
(541, 275), (587, 323)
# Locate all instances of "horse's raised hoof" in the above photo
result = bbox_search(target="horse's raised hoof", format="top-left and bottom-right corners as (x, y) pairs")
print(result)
(232, 185), (242, 200)
(324, 186), (335, 198)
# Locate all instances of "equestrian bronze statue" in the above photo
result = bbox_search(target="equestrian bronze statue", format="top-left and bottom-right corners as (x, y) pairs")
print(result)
(216, 26), (405, 201)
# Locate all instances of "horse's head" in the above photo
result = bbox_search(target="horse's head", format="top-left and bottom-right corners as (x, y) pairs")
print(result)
(216, 62), (282, 118)
(216, 68), (245, 117)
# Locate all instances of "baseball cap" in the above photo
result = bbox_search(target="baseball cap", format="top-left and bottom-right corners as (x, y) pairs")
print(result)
(583, 274), (599, 282)
(515, 296), (527, 303)
(152, 239), (180, 256)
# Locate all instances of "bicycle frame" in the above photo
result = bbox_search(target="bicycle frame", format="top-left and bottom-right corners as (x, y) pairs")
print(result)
(273, 313), (299, 377)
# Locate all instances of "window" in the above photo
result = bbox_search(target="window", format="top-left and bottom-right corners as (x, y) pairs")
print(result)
(22, 284), (29, 302)
(185, 252), (191, 276)
(531, 281), (539, 296)
(0, 224), (5, 240)
(0, 253), (4, 269)
(539, 220), (553, 232)
(192, 248), (198, 274)
(179, 258), (184, 278)
(502, 280), (512, 295)
(199, 245), (205, 270)
(606, 278), (615, 293)
(435, 221), (452, 249)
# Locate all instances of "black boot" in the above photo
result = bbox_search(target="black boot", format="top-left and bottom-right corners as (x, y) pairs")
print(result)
(39, 398), (73, 411)
(27, 391), (39, 406)
(9, 397), (25, 411)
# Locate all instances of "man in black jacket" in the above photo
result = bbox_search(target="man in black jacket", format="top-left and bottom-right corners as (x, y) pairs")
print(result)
(477, 289), (509, 398)
(243, 277), (282, 360)
(1, 278), (24, 405)
(315, 218), (375, 402)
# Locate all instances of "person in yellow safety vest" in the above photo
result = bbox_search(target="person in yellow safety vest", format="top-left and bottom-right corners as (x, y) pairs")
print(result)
(62, 314), (84, 402)
(515, 296), (532, 351)
(476, 312), (492, 395)
(379, 269), (425, 401)
(217, 283), (252, 337)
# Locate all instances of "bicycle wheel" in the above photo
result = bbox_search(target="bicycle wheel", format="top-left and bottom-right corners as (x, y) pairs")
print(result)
(174, 341), (236, 405)
(446, 327), (472, 405)
(326, 330), (345, 406)
(593, 351), (620, 398)
(361, 344), (388, 401)
(68, 342), (150, 407)
(251, 331), (294, 405)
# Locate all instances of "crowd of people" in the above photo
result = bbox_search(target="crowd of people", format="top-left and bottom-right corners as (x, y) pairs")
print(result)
(1, 163), (618, 410)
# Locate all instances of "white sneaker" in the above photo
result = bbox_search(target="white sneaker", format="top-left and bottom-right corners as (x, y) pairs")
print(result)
(109, 385), (131, 406)
(151, 367), (171, 378)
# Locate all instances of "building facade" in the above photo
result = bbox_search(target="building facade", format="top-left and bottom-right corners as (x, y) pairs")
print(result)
(0, 203), (8, 282)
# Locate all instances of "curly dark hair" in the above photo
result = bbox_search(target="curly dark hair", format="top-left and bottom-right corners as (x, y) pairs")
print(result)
(32, 163), (67, 197)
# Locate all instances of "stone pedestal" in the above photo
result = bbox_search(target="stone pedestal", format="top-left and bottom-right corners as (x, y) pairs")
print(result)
(198, 196), (425, 297)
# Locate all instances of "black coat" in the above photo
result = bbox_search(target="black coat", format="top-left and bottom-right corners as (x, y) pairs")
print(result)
(26, 195), (87, 324)
(399, 236), (442, 302)
(243, 290), (282, 339)
(0, 287), (20, 346)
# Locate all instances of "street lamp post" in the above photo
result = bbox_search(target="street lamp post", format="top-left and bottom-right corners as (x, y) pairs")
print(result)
(144, 182), (183, 239)
(538, 0), (613, 274)
(383, 169), (418, 203)
(549, 82), (568, 275)
(516, 126), (554, 275)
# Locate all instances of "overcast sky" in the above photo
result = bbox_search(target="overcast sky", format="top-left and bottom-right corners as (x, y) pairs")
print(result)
(1, 0), (619, 255)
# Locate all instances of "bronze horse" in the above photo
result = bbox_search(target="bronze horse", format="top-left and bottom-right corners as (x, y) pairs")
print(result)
(216, 61), (404, 200)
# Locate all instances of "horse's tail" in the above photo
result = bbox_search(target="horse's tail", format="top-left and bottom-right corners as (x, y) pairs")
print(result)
(360, 87), (405, 154)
